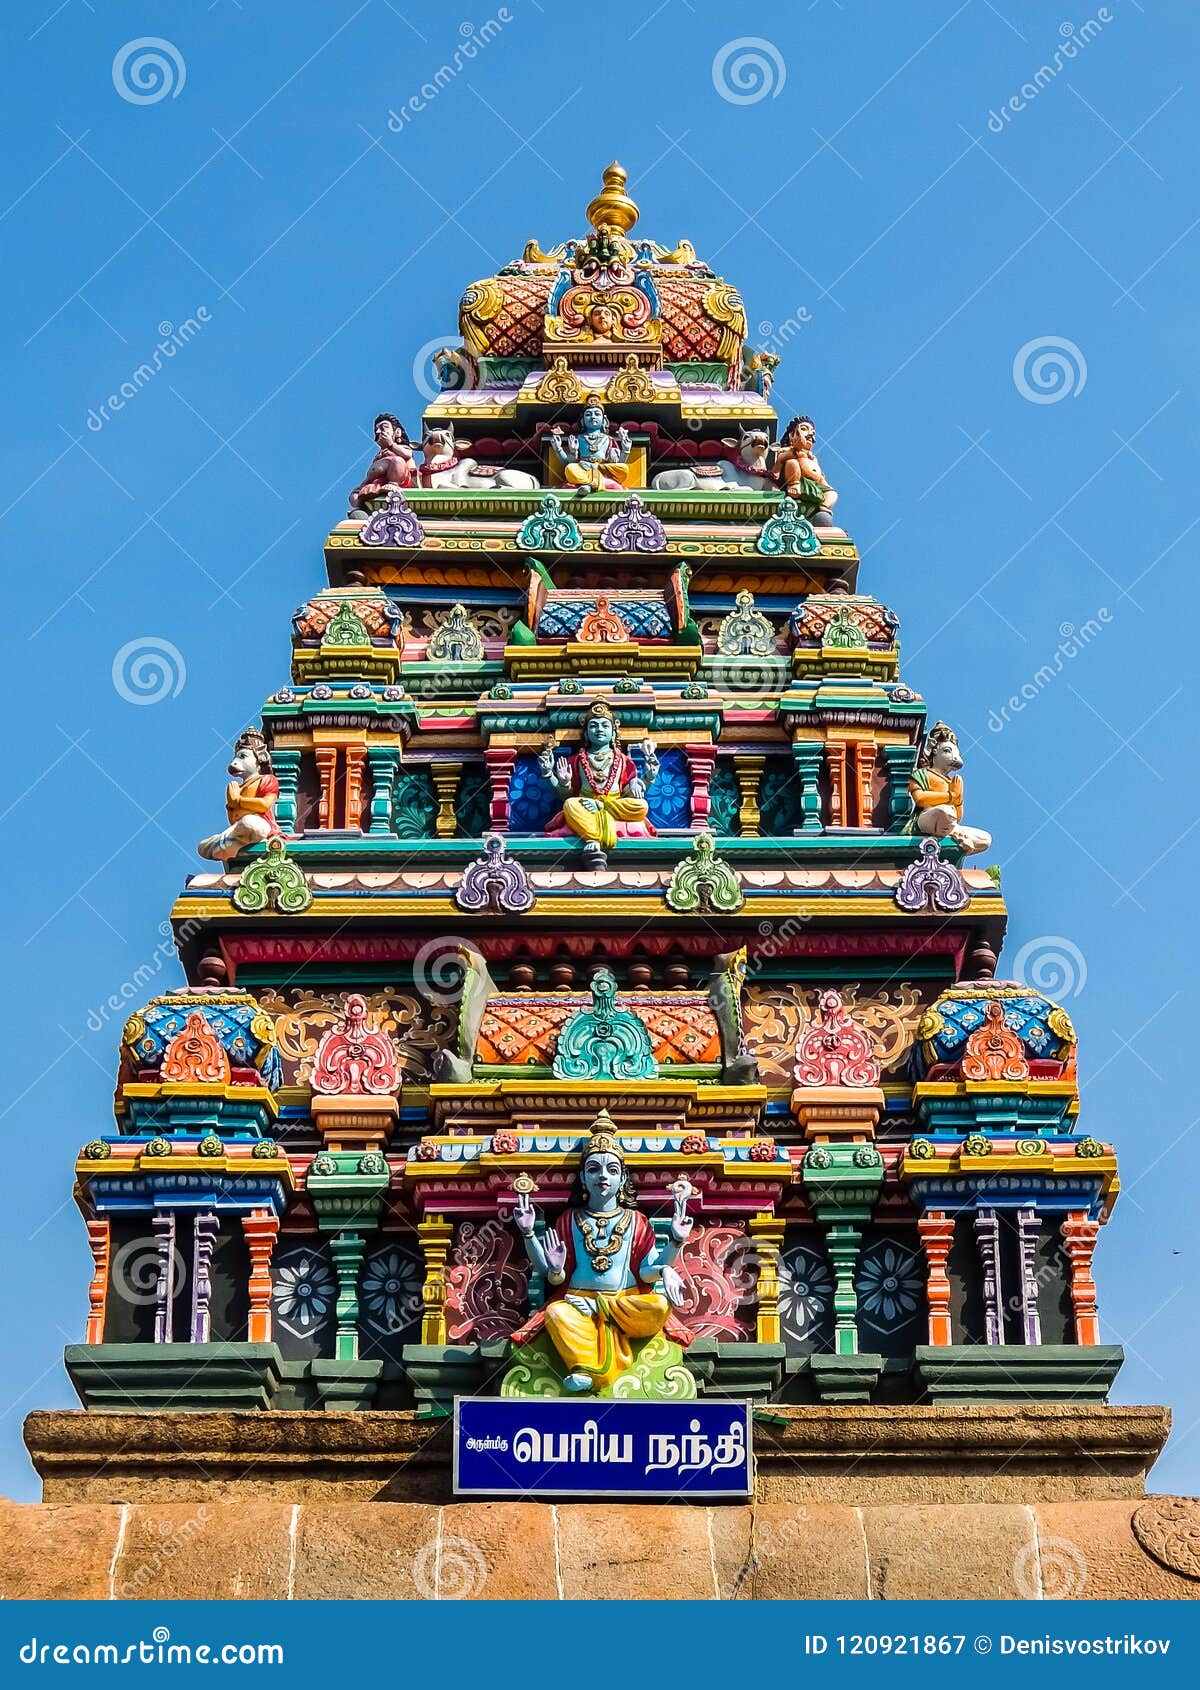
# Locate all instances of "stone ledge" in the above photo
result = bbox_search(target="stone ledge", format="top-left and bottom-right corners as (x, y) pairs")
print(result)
(2, 1497), (1198, 1601)
(25, 1403), (1170, 1506)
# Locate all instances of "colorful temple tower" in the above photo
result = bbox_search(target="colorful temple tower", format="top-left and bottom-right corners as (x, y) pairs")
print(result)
(60, 163), (1125, 1436)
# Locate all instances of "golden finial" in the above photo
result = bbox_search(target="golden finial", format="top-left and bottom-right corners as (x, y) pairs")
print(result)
(586, 161), (639, 236)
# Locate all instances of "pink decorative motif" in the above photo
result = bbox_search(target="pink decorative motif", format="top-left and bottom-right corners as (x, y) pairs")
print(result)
(310, 994), (400, 1096)
(749, 1139), (778, 1161)
(793, 989), (880, 1088)
(671, 1225), (756, 1340)
(445, 1219), (531, 1342)
(491, 1129), (519, 1155)
(961, 1000), (1030, 1083)
(161, 1013), (231, 1085)
(415, 1140), (439, 1161)
(680, 1133), (708, 1155)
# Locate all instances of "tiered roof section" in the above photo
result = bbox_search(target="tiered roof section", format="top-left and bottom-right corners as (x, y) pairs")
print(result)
(64, 165), (1120, 1415)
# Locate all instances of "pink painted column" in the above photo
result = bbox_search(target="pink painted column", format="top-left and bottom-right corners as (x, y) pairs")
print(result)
(485, 748), (518, 830)
(685, 744), (716, 830)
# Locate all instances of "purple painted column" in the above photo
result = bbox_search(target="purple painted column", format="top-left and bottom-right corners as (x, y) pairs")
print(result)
(152, 1213), (177, 1344)
(191, 1212), (219, 1344)
(1016, 1207), (1042, 1346)
(974, 1207), (1003, 1346)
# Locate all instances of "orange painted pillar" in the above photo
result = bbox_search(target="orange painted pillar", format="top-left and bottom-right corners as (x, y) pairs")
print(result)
(1061, 1211), (1101, 1345)
(242, 1210), (280, 1343)
(918, 1211), (955, 1346)
(84, 1217), (110, 1345)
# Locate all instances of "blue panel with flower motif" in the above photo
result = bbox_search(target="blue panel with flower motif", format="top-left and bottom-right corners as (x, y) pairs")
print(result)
(270, 1238), (337, 1360)
(854, 1232), (927, 1357)
(634, 746), (691, 829)
(779, 1234), (835, 1356)
(509, 751), (560, 833)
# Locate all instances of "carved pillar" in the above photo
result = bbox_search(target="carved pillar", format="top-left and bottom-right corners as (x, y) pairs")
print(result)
(748, 1212), (785, 1343)
(152, 1213), (177, 1344)
(1061, 1211), (1101, 1345)
(917, 1211), (954, 1346)
(432, 761), (463, 838)
(271, 749), (302, 837)
(365, 745), (400, 834)
(343, 745), (367, 831)
(328, 1229), (369, 1362)
(733, 755), (766, 838)
(84, 1217), (110, 1345)
(417, 1215), (455, 1346)
(853, 742), (878, 828)
(190, 1211), (219, 1344)
(974, 1207), (1003, 1345)
(802, 1148), (883, 1358)
(685, 744), (717, 830)
(1016, 1206), (1042, 1346)
(242, 1209), (280, 1343)
(484, 747), (518, 831)
(790, 740), (824, 832)
(826, 739), (848, 827)
(879, 742), (918, 829)
(314, 745), (337, 832)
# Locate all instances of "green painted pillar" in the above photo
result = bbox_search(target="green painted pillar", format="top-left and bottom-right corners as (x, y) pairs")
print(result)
(272, 749), (302, 836)
(365, 745), (401, 834)
(801, 1144), (884, 1356)
(308, 1151), (390, 1363)
(879, 743), (918, 830)
(790, 741), (825, 832)
(328, 1230), (368, 1362)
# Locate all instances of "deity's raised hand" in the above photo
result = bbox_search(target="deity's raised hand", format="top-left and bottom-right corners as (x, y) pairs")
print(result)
(513, 1189), (536, 1234)
(543, 1230), (568, 1274)
(671, 1189), (695, 1243)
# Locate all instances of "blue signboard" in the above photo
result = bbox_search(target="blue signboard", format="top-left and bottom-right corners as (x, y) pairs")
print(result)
(453, 1397), (754, 1499)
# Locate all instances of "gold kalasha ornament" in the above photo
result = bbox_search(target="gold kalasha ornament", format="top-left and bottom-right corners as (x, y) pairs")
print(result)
(586, 162), (640, 236)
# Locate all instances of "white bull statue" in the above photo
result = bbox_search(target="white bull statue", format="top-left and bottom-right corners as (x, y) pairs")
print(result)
(651, 427), (777, 493)
(418, 428), (540, 491)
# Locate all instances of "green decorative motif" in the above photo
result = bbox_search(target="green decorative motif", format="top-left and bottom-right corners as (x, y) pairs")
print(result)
(427, 604), (484, 663)
(1075, 1137), (1105, 1159)
(825, 604), (868, 648)
(708, 764), (741, 835)
(716, 589), (773, 657)
(1016, 1138), (1047, 1157)
(233, 839), (313, 914)
(197, 1134), (223, 1158)
(516, 494), (582, 552)
(321, 601), (371, 648)
(252, 1139), (280, 1159)
(145, 1137), (172, 1158)
(756, 501), (821, 556)
(909, 1137), (935, 1160)
(552, 968), (659, 1080)
(500, 1328), (696, 1401)
(963, 1133), (992, 1157)
(82, 1140), (110, 1160)
(392, 767), (437, 838)
(665, 831), (744, 913)
(357, 1151), (387, 1176)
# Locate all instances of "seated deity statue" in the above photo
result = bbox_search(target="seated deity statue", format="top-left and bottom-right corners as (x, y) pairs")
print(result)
(512, 1121), (693, 1394)
(548, 401), (634, 492)
(197, 729), (281, 861)
(539, 700), (658, 869)
(774, 414), (838, 525)
(906, 721), (992, 856)
(348, 413), (415, 512)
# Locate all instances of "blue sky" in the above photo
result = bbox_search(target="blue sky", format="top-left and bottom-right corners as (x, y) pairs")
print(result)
(1, 0), (1197, 1503)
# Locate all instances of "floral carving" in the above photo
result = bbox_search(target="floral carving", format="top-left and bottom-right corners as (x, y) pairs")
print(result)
(445, 1219), (531, 1342)
(793, 990), (880, 1088)
(960, 1000), (1031, 1082)
(161, 1012), (231, 1085)
(311, 994), (400, 1096)
(670, 1225), (756, 1340)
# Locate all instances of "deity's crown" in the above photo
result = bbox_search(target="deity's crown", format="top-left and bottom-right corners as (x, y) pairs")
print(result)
(582, 1108), (621, 1160)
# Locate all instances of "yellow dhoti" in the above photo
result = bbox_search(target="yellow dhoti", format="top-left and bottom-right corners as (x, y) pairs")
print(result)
(561, 794), (649, 850)
(562, 461), (635, 490)
(544, 1290), (671, 1390)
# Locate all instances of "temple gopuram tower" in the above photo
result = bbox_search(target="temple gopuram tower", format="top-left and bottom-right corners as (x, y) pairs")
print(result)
(14, 164), (1197, 1604)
